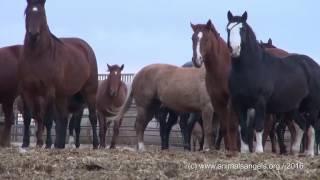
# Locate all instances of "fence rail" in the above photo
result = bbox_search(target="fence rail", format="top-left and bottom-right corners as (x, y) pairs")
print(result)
(98, 73), (135, 83)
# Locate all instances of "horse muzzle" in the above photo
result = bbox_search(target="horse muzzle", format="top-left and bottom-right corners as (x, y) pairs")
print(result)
(192, 56), (203, 68)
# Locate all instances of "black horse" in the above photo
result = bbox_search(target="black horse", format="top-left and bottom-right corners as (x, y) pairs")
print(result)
(156, 61), (204, 150)
(155, 106), (203, 150)
(226, 11), (320, 156)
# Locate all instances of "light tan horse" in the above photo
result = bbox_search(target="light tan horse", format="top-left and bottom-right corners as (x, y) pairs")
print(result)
(96, 64), (127, 148)
(112, 64), (216, 151)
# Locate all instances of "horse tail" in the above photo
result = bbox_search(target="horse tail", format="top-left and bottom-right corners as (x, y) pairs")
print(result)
(112, 84), (134, 122)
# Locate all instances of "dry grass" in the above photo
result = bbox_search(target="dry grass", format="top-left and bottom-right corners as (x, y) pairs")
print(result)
(0, 145), (319, 180)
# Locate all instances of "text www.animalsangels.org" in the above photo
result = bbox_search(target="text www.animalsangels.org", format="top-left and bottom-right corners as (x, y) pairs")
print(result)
(184, 162), (304, 171)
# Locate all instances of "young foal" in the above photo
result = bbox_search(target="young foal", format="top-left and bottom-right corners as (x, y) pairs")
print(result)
(226, 11), (320, 156)
(20, 0), (99, 149)
(191, 20), (239, 152)
(96, 64), (127, 148)
(112, 64), (216, 151)
(0, 45), (21, 146)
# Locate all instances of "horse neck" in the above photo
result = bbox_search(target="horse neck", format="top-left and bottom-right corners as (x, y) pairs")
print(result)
(24, 27), (54, 56)
(204, 36), (231, 85)
(237, 38), (264, 67)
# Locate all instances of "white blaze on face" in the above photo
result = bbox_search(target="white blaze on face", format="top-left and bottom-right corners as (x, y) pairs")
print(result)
(227, 22), (243, 57)
(32, 7), (39, 12)
(255, 131), (264, 153)
(195, 32), (203, 64)
(114, 71), (118, 75)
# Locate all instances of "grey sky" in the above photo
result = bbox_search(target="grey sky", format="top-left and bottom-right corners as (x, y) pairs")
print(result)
(0, 0), (319, 73)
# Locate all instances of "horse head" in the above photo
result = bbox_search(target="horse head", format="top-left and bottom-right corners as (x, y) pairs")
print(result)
(107, 64), (124, 97)
(24, 0), (48, 46)
(260, 38), (276, 48)
(226, 11), (249, 58)
(190, 20), (220, 68)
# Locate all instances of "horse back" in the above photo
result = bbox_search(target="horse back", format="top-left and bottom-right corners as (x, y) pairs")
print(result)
(55, 38), (98, 95)
(0, 45), (21, 100)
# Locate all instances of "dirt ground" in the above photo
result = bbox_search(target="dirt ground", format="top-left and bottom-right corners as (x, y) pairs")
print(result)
(0, 145), (319, 180)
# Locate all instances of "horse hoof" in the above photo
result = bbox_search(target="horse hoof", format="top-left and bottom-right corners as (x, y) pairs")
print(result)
(21, 144), (29, 148)
(226, 151), (239, 157)
(109, 145), (116, 149)
(54, 144), (65, 149)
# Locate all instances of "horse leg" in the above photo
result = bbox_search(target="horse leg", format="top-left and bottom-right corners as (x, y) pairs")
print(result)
(253, 100), (266, 153)
(54, 98), (69, 149)
(201, 105), (214, 151)
(179, 113), (191, 150)
(305, 110), (318, 157)
(43, 101), (55, 149)
(69, 108), (83, 148)
(262, 114), (274, 153)
(0, 101), (14, 147)
(223, 103), (239, 152)
(285, 118), (296, 154)
(21, 96), (32, 148)
(276, 115), (287, 154)
(110, 116), (123, 149)
(135, 105), (156, 151)
(74, 110), (82, 148)
(163, 110), (178, 150)
(158, 111), (168, 150)
(291, 111), (305, 155)
(68, 113), (75, 147)
(98, 112), (106, 148)
(85, 94), (99, 149)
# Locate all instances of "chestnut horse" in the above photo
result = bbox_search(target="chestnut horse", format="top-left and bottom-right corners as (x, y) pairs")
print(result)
(96, 64), (127, 148)
(20, 0), (99, 149)
(112, 64), (216, 151)
(191, 20), (239, 152)
(0, 45), (21, 146)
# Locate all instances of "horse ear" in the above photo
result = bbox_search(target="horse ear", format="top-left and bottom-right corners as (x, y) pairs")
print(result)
(120, 64), (124, 71)
(190, 23), (196, 32)
(227, 11), (233, 22)
(268, 38), (272, 45)
(206, 19), (214, 30)
(107, 64), (111, 71)
(242, 11), (248, 22)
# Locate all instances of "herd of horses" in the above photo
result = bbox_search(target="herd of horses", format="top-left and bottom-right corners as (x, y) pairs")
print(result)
(0, 0), (319, 157)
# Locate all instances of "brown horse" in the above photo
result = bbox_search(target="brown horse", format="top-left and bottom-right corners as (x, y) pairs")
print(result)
(112, 64), (216, 151)
(0, 45), (21, 146)
(96, 64), (127, 148)
(19, 0), (99, 149)
(191, 20), (239, 153)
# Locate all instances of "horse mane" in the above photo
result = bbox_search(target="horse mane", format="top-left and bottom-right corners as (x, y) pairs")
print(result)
(50, 33), (63, 44)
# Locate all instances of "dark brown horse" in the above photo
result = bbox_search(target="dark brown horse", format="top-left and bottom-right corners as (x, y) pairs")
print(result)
(0, 45), (21, 146)
(112, 64), (216, 151)
(19, 0), (99, 149)
(260, 39), (297, 154)
(191, 20), (239, 153)
(16, 95), (85, 148)
(96, 64), (127, 148)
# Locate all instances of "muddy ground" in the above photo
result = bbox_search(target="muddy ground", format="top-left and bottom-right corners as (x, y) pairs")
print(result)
(0, 145), (319, 180)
